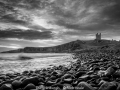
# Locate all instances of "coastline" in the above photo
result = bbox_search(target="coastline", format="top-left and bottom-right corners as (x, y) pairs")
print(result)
(0, 50), (120, 90)
(0, 53), (75, 74)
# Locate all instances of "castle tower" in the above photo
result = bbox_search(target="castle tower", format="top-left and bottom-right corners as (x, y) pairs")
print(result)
(95, 33), (101, 40)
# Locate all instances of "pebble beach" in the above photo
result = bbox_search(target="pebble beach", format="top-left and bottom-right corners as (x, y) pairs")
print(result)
(0, 50), (120, 90)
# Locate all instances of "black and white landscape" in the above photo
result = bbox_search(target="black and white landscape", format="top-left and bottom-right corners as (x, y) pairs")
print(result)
(0, 0), (120, 90)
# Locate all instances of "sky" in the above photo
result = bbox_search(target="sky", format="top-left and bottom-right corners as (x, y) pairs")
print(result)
(0, 0), (120, 52)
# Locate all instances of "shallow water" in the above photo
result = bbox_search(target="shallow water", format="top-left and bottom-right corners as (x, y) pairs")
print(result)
(0, 53), (76, 74)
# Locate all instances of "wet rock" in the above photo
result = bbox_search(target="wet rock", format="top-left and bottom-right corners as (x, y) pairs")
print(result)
(113, 70), (120, 78)
(21, 76), (39, 88)
(63, 78), (73, 84)
(6, 73), (17, 79)
(98, 80), (107, 86)
(55, 78), (62, 84)
(45, 80), (56, 86)
(24, 83), (36, 90)
(77, 81), (95, 90)
(98, 82), (117, 90)
(78, 75), (90, 81)
(62, 74), (74, 84)
(89, 74), (99, 79)
(0, 84), (13, 90)
(90, 60), (100, 64)
(50, 76), (57, 80)
(0, 75), (6, 80)
(23, 71), (29, 75)
(97, 70), (106, 77)
(51, 71), (58, 76)
(72, 80), (79, 87)
(75, 71), (86, 78)
(62, 74), (73, 79)
(38, 78), (44, 83)
(92, 65), (100, 72)
(87, 78), (98, 86)
(101, 77), (110, 81)
(0, 80), (14, 87)
(12, 80), (22, 90)
(105, 66), (116, 76)
(87, 71), (94, 75)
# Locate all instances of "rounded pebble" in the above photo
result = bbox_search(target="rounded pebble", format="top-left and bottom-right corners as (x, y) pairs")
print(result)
(12, 80), (22, 90)
(24, 83), (36, 90)
(77, 81), (95, 90)
(0, 84), (13, 90)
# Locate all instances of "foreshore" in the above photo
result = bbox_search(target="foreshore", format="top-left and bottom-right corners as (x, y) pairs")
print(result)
(0, 50), (120, 90)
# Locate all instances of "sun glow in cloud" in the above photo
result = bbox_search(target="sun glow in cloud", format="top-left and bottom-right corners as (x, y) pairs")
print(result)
(32, 17), (49, 28)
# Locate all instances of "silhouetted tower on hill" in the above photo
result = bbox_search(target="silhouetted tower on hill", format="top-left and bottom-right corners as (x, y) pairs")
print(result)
(95, 33), (101, 40)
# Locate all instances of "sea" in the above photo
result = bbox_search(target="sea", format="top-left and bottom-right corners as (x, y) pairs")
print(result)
(0, 53), (76, 74)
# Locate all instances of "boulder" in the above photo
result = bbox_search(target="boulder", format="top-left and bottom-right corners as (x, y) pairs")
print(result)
(0, 84), (13, 90)
(21, 77), (39, 88)
(23, 71), (29, 75)
(97, 70), (106, 77)
(105, 66), (117, 76)
(113, 70), (120, 77)
(98, 82), (117, 90)
(77, 81), (95, 90)
(12, 80), (22, 90)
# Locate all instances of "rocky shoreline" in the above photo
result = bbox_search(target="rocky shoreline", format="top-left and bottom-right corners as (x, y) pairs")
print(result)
(1, 50), (120, 90)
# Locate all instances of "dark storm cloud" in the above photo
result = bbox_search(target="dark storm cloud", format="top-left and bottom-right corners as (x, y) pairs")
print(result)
(0, 29), (53, 40)
(0, 0), (30, 25)
(2, 0), (51, 10)
(1, 14), (28, 25)
(51, 0), (120, 31)
(102, 0), (120, 24)
(0, 1), (15, 16)
(56, 19), (115, 31)
(22, 0), (50, 9)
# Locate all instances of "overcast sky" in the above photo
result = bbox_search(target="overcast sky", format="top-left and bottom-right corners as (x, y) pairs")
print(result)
(0, 0), (120, 52)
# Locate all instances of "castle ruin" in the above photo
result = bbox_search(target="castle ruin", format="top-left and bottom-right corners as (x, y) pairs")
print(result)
(95, 33), (101, 41)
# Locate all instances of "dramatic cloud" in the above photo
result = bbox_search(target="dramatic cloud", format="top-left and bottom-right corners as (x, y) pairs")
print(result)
(51, 0), (120, 31)
(0, 0), (120, 52)
(0, 29), (53, 40)
(1, 0), (120, 31)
